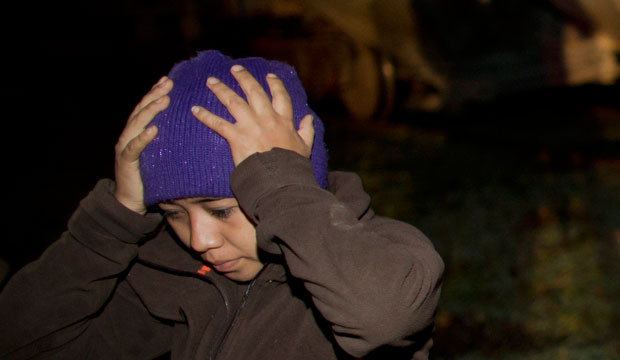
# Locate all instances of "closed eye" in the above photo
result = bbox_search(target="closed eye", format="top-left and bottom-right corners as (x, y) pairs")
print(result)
(162, 209), (185, 221)
(207, 206), (237, 219)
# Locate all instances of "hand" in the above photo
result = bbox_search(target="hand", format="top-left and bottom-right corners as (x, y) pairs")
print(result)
(114, 76), (172, 214)
(190, 65), (314, 166)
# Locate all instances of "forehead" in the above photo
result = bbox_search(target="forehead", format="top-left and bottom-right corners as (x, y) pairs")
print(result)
(159, 196), (236, 207)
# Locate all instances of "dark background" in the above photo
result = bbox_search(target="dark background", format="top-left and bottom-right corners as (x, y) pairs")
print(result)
(2, 1), (619, 359)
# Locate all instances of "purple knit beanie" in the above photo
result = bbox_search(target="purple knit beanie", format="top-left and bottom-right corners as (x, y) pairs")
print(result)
(140, 50), (328, 206)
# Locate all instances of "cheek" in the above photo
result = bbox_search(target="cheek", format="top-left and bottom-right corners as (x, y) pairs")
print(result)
(229, 215), (258, 251)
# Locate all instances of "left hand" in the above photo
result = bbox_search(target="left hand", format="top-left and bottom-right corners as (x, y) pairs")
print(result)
(190, 64), (314, 166)
(114, 76), (172, 214)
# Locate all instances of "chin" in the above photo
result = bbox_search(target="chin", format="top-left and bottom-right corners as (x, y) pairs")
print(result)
(224, 265), (264, 283)
(225, 272), (255, 283)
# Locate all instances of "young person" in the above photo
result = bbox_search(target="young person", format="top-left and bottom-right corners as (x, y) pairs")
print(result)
(0, 50), (443, 359)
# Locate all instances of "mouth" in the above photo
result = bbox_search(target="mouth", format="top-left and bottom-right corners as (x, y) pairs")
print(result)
(210, 258), (241, 273)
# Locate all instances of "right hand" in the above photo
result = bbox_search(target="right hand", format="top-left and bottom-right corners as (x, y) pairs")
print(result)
(114, 76), (172, 214)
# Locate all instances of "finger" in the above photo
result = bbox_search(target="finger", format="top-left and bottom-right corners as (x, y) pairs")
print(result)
(206, 76), (255, 123)
(191, 105), (235, 141)
(130, 77), (173, 119)
(151, 75), (168, 89)
(266, 73), (293, 121)
(297, 114), (315, 152)
(130, 79), (171, 120)
(229, 65), (273, 115)
(131, 95), (170, 130)
(119, 95), (169, 148)
(121, 125), (158, 162)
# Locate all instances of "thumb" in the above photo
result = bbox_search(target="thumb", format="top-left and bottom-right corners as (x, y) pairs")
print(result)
(297, 114), (315, 156)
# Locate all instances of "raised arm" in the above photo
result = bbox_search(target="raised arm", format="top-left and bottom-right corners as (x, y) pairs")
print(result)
(191, 66), (444, 357)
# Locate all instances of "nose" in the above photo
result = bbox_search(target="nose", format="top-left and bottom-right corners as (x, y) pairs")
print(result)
(188, 212), (224, 253)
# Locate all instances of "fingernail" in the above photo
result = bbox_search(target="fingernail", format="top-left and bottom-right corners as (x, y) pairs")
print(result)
(156, 76), (167, 85)
(231, 64), (244, 72)
(207, 77), (220, 85)
(191, 106), (200, 114)
(266, 73), (278, 79)
(154, 97), (163, 103)
(156, 78), (169, 88)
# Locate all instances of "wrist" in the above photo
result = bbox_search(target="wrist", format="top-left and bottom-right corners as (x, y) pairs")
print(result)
(231, 148), (320, 222)
(73, 179), (163, 246)
(113, 189), (147, 215)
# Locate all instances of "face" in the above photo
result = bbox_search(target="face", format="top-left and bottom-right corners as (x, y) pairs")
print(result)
(159, 197), (263, 282)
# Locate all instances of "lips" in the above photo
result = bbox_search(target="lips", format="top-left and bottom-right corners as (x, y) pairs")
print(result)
(211, 258), (240, 272)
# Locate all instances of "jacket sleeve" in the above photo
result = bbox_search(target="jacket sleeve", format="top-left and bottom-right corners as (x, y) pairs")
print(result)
(230, 149), (444, 358)
(0, 179), (172, 359)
